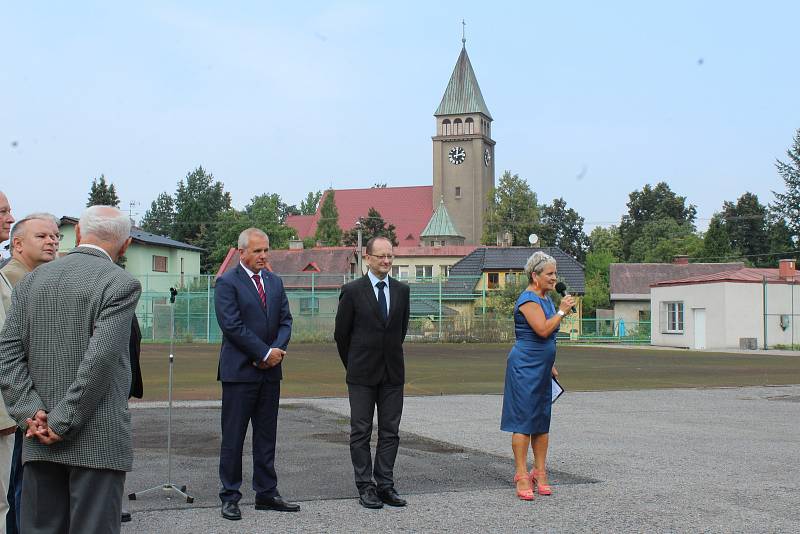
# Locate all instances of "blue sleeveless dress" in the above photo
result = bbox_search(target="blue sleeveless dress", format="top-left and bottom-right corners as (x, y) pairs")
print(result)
(500, 291), (559, 435)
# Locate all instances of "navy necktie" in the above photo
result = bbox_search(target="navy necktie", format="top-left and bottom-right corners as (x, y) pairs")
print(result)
(376, 281), (388, 322)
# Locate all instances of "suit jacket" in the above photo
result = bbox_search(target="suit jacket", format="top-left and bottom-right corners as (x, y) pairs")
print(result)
(215, 264), (292, 383)
(129, 314), (143, 399)
(0, 247), (141, 471)
(0, 260), (29, 430)
(334, 275), (410, 386)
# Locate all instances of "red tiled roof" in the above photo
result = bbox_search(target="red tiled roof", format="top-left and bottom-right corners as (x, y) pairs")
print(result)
(610, 262), (745, 296)
(393, 245), (478, 257)
(216, 247), (357, 280)
(652, 267), (800, 287)
(286, 186), (433, 247)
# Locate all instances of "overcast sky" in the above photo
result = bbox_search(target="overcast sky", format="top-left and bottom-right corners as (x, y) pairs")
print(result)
(2, 1), (798, 234)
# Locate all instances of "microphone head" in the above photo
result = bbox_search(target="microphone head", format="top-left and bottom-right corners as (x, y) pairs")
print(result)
(555, 282), (567, 295)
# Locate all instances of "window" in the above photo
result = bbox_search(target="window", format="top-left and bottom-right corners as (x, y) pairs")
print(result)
(152, 255), (167, 272)
(504, 273), (518, 286)
(487, 272), (500, 289)
(454, 118), (463, 135)
(639, 310), (651, 322)
(440, 265), (451, 277)
(391, 265), (409, 280)
(455, 186), (461, 198)
(661, 302), (684, 333)
(441, 119), (451, 135)
(415, 265), (433, 280)
(465, 117), (474, 134)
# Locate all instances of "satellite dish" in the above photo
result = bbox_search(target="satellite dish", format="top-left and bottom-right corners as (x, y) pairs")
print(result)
(528, 234), (539, 245)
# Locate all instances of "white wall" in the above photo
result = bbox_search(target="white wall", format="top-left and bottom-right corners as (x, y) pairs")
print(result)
(652, 281), (800, 349)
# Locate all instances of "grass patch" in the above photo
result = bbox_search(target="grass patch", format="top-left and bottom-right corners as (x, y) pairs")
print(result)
(135, 343), (800, 402)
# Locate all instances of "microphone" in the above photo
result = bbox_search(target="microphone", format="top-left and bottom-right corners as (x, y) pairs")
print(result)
(554, 282), (576, 313)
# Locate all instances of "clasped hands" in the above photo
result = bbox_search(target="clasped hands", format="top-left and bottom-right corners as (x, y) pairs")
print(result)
(255, 348), (285, 370)
(25, 410), (62, 445)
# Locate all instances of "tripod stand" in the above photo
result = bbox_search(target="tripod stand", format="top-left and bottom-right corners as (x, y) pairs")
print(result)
(129, 287), (194, 504)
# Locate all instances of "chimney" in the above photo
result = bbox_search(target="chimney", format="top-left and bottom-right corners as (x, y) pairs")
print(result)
(288, 239), (304, 250)
(673, 255), (689, 265)
(779, 258), (796, 280)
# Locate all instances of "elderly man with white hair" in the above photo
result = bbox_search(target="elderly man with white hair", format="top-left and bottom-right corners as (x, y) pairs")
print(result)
(0, 205), (141, 534)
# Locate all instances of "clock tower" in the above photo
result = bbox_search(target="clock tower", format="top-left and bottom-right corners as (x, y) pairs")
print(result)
(432, 42), (495, 245)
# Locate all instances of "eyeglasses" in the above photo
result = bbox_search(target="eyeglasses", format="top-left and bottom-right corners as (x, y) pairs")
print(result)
(368, 254), (394, 261)
(0, 208), (11, 217)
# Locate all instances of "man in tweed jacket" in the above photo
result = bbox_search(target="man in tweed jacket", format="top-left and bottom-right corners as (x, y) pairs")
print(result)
(0, 205), (141, 534)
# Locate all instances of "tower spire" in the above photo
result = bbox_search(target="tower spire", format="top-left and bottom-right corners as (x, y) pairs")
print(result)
(461, 19), (466, 47)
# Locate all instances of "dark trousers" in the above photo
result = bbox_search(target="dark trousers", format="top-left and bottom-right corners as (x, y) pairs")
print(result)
(219, 380), (280, 503)
(348, 381), (403, 491)
(6, 428), (22, 534)
(21, 461), (125, 534)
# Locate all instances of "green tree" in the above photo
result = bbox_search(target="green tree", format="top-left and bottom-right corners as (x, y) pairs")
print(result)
(482, 171), (539, 246)
(87, 174), (120, 207)
(771, 128), (800, 246)
(581, 249), (616, 316)
(206, 194), (296, 271)
(343, 207), (399, 247)
(537, 197), (589, 262)
(767, 217), (796, 262)
(721, 192), (769, 265)
(173, 166), (232, 244)
(588, 226), (622, 259)
(619, 182), (697, 261)
(170, 166), (232, 272)
(140, 192), (176, 237)
(314, 190), (342, 246)
(628, 218), (703, 263)
(299, 190), (322, 215)
(700, 214), (736, 261)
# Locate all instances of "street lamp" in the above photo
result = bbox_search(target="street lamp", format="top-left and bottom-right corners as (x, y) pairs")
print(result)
(355, 218), (363, 276)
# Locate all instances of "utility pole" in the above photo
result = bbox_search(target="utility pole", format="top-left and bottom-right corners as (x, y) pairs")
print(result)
(356, 218), (363, 276)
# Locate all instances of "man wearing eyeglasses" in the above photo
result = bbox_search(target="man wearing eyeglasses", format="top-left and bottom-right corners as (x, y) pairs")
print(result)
(0, 212), (59, 534)
(335, 236), (411, 509)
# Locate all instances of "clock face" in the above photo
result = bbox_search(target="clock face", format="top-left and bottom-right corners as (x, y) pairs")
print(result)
(448, 146), (466, 165)
(484, 148), (491, 167)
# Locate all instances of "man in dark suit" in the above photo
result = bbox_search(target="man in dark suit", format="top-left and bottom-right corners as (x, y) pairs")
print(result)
(335, 236), (411, 509)
(214, 228), (298, 521)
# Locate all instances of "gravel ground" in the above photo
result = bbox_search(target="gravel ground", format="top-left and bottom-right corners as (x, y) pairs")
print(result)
(125, 385), (800, 533)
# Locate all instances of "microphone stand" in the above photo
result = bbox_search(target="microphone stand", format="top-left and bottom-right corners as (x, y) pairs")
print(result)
(129, 287), (194, 504)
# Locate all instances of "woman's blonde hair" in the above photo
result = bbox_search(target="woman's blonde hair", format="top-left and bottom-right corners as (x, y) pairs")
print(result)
(524, 251), (556, 283)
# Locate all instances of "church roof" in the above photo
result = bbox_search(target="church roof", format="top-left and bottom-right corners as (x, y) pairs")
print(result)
(420, 198), (463, 238)
(285, 186), (433, 247)
(435, 46), (492, 119)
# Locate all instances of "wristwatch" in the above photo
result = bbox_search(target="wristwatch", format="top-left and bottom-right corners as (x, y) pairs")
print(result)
(557, 310), (566, 317)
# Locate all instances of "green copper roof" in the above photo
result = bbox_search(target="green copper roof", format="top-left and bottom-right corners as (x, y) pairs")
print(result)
(420, 198), (464, 238)
(435, 46), (492, 119)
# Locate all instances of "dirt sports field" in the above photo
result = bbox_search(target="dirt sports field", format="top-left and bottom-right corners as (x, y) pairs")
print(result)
(137, 343), (800, 401)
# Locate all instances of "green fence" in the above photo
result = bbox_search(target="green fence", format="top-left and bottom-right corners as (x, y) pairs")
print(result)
(134, 273), (650, 345)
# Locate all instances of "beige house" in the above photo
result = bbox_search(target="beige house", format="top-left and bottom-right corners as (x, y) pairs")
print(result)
(58, 216), (203, 295)
(651, 259), (799, 350)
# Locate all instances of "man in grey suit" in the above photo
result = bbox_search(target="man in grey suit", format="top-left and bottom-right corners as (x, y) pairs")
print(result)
(0, 211), (59, 534)
(0, 205), (141, 533)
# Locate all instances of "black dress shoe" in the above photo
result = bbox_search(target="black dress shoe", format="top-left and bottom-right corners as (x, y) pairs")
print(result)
(358, 487), (384, 509)
(121, 510), (131, 523)
(221, 501), (242, 521)
(378, 487), (407, 507)
(255, 495), (300, 512)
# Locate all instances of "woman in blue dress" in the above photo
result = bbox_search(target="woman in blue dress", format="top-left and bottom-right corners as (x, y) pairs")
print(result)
(501, 251), (575, 500)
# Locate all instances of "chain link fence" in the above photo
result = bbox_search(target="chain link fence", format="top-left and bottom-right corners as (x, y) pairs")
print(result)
(135, 273), (649, 345)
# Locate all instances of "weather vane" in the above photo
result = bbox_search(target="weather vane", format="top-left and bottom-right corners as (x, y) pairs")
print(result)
(461, 19), (466, 46)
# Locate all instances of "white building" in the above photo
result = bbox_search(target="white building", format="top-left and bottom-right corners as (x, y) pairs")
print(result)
(651, 259), (799, 350)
